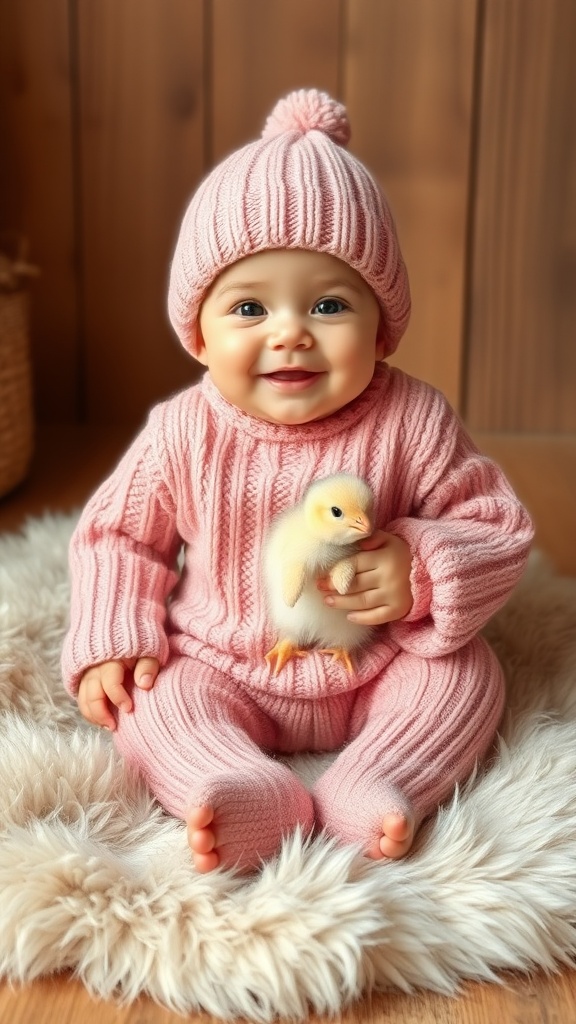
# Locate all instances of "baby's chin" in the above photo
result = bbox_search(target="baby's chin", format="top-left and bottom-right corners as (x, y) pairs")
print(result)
(249, 388), (360, 426)
(253, 406), (335, 426)
(259, 394), (364, 426)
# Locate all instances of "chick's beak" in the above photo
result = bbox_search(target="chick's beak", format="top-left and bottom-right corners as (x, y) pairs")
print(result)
(353, 514), (372, 535)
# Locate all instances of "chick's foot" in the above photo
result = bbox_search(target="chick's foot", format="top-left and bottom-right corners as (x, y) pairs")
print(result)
(318, 647), (355, 673)
(265, 639), (308, 675)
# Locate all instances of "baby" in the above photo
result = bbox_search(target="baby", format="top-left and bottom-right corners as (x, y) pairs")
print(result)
(62, 89), (533, 874)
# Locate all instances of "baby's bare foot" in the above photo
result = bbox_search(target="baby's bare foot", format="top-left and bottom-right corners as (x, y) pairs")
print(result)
(187, 805), (220, 873)
(366, 812), (414, 861)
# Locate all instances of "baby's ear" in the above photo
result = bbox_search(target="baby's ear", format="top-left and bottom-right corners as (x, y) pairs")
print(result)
(375, 319), (387, 361)
(194, 325), (209, 366)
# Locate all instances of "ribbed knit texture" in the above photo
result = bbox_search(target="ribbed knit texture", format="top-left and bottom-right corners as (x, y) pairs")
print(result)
(114, 657), (315, 872)
(167, 89), (410, 360)
(312, 635), (505, 844)
(62, 364), (533, 868)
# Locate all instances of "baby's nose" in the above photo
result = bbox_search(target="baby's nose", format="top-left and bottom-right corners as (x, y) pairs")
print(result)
(267, 315), (313, 349)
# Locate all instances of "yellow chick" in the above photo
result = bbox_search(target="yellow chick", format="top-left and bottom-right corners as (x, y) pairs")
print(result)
(264, 474), (375, 675)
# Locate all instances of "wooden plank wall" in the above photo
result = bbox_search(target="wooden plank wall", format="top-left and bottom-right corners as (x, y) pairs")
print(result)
(0, 0), (78, 422)
(345, 0), (476, 420)
(77, 0), (204, 424)
(465, 0), (576, 431)
(0, 0), (573, 431)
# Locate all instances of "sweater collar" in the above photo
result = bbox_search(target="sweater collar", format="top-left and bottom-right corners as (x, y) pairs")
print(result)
(199, 363), (389, 442)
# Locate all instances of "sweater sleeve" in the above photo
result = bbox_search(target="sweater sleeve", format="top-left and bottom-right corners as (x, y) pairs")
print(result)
(386, 387), (534, 657)
(61, 405), (182, 696)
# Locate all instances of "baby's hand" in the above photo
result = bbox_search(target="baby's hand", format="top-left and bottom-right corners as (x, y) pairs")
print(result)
(317, 530), (413, 626)
(77, 656), (159, 731)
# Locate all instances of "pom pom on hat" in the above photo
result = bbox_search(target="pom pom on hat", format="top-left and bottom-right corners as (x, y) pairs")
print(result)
(262, 89), (351, 147)
(168, 88), (410, 360)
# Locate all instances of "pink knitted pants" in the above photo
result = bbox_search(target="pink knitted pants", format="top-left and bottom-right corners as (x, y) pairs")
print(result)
(114, 635), (504, 871)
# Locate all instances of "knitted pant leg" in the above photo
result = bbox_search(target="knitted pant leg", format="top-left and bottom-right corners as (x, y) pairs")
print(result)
(312, 635), (505, 850)
(114, 656), (314, 872)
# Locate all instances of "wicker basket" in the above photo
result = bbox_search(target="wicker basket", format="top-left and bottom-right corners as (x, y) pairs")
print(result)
(0, 234), (38, 499)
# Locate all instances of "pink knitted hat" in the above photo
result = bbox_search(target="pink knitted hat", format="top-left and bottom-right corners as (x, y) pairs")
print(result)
(168, 89), (410, 358)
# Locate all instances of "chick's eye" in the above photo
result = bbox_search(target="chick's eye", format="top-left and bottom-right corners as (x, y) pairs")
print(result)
(233, 301), (266, 317)
(313, 298), (347, 316)
(331, 506), (343, 518)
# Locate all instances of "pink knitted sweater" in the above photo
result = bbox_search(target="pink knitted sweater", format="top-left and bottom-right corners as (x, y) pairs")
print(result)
(62, 364), (533, 699)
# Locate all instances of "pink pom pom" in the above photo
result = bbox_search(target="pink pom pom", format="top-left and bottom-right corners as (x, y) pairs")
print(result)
(262, 89), (351, 146)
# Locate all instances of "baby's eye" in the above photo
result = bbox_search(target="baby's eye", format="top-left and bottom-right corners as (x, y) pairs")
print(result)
(232, 301), (266, 317)
(331, 506), (343, 518)
(313, 298), (347, 316)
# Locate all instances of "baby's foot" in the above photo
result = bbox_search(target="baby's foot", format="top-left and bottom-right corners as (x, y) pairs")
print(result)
(187, 805), (220, 873)
(365, 812), (414, 861)
(186, 767), (315, 874)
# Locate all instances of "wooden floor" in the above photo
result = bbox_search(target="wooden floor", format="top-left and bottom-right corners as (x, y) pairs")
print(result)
(1, 422), (576, 1023)
(1, 970), (576, 1024)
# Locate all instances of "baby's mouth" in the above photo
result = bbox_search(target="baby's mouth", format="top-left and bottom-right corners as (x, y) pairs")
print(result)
(262, 369), (320, 382)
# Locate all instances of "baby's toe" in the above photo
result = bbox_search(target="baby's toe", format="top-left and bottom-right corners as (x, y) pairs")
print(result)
(383, 812), (412, 843)
(379, 833), (413, 859)
(193, 850), (220, 873)
(379, 813), (414, 859)
(189, 827), (216, 855)
(365, 812), (414, 861)
(187, 805), (214, 830)
(187, 805), (220, 869)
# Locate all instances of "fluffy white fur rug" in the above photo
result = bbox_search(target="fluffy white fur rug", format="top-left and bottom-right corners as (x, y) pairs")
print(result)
(1, 514), (576, 1020)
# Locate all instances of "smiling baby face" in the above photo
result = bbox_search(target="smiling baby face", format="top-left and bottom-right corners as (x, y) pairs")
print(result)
(196, 249), (383, 426)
